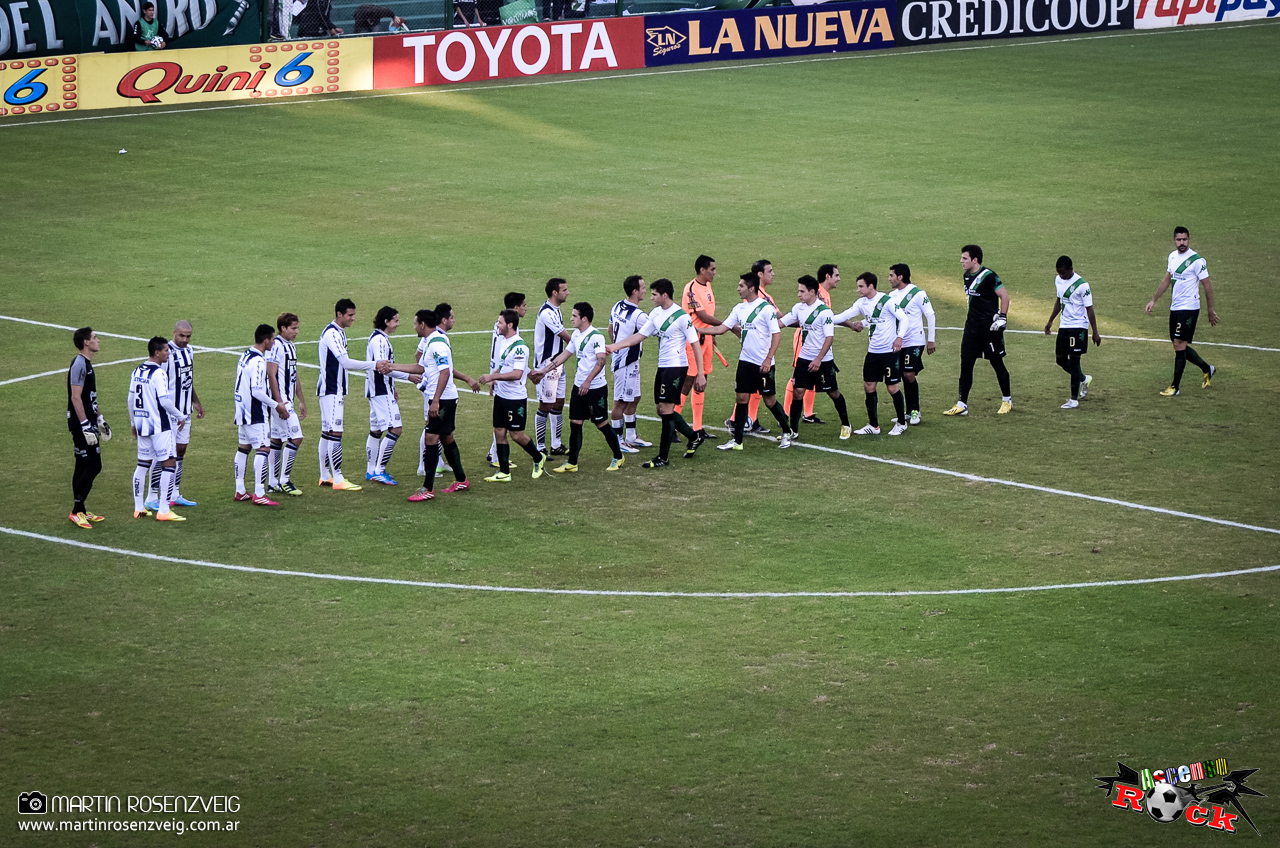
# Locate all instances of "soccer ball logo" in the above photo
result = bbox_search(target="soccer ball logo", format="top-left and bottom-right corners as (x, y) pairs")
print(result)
(1145, 781), (1188, 822)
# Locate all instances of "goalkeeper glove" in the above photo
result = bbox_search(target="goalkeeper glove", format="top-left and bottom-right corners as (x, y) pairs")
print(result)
(80, 420), (99, 447)
(990, 312), (1008, 332)
(95, 413), (112, 442)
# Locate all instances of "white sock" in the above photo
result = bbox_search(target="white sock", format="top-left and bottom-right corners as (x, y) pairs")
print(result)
(366, 433), (381, 476)
(132, 462), (149, 511)
(234, 449), (248, 495)
(417, 429), (427, 475)
(159, 466), (175, 515)
(550, 411), (563, 448)
(254, 452), (268, 497)
(268, 444), (281, 488)
(283, 442), (299, 485)
(318, 438), (330, 481)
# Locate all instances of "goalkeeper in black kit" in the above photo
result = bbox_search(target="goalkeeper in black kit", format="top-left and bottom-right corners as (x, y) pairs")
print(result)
(945, 244), (1013, 417)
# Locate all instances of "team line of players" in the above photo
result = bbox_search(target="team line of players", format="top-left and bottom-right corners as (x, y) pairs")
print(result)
(65, 232), (1217, 523)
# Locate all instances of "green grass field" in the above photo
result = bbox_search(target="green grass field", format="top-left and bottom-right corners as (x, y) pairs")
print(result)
(3, 20), (1279, 846)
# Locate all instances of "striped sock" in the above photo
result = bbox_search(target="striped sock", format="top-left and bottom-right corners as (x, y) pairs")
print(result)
(283, 442), (299, 485)
(379, 432), (399, 474)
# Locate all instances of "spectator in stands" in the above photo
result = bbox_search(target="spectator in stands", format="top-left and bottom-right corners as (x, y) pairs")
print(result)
(353, 5), (408, 32)
(296, 0), (343, 37)
(454, 0), (485, 26)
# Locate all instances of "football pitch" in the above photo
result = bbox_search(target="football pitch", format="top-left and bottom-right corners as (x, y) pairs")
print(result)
(2, 20), (1279, 846)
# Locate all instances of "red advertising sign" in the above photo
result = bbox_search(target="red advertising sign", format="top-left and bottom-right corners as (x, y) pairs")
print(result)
(372, 18), (645, 89)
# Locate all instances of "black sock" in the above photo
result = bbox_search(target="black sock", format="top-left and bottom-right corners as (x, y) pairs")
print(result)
(443, 441), (466, 483)
(891, 388), (906, 425)
(865, 391), (878, 428)
(671, 412), (696, 441)
(789, 397), (803, 435)
(733, 402), (749, 443)
(991, 357), (1012, 398)
(569, 422), (584, 464)
(518, 439), (543, 461)
(1173, 349), (1187, 388)
(601, 422), (622, 460)
(1185, 346), (1209, 372)
(904, 380), (919, 415)
(765, 398), (790, 430)
(832, 393), (850, 426)
(422, 442), (440, 491)
(958, 355), (976, 404)
(659, 414), (674, 460)
(498, 443), (511, 474)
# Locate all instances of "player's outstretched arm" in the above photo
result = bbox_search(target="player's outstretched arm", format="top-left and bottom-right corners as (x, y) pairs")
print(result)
(606, 332), (644, 353)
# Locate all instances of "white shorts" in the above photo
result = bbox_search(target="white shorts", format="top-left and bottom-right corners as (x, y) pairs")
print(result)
(237, 423), (269, 449)
(136, 429), (175, 463)
(174, 416), (192, 446)
(367, 394), (403, 431)
(270, 408), (304, 441)
(319, 394), (345, 432)
(536, 364), (566, 404)
(612, 362), (642, 402)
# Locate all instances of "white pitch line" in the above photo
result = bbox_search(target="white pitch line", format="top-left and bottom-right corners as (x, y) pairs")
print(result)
(0, 357), (146, 387)
(1, 527), (1275, 598)
(1, 20), (1274, 129)
(0, 314), (242, 353)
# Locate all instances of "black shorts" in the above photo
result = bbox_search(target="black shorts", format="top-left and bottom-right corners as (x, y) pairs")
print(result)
(492, 396), (528, 432)
(862, 351), (902, 385)
(961, 329), (1006, 361)
(568, 385), (610, 423)
(793, 359), (839, 393)
(1170, 309), (1199, 343)
(654, 366), (685, 404)
(425, 398), (457, 436)
(1056, 327), (1089, 358)
(735, 360), (777, 396)
(899, 346), (927, 374)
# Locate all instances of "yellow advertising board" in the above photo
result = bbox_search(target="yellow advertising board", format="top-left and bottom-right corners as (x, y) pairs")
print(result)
(1, 39), (373, 117)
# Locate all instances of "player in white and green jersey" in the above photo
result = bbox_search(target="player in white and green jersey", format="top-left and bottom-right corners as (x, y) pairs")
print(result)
(607, 278), (706, 468)
(887, 264), (936, 425)
(532, 302), (626, 473)
(834, 272), (909, 436)
(477, 309), (547, 481)
(1145, 226), (1218, 396)
(698, 271), (794, 450)
(1044, 255), (1103, 409)
(779, 274), (850, 440)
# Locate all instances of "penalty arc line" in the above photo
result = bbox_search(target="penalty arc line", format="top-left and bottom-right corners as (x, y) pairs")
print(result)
(1, 527), (1276, 598)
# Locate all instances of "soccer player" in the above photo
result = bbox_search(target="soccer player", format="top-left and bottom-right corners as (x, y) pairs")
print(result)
(1145, 226), (1218, 396)
(697, 272), (793, 451)
(266, 312), (306, 496)
(781, 263), (839, 428)
(317, 298), (383, 491)
(234, 324), (288, 506)
(365, 306), (403, 485)
(532, 302), (626, 473)
(386, 306), (480, 501)
(534, 278), (573, 456)
(834, 272), (909, 436)
(681, 254), (721, 441)
(128, 337), (187, 521)
(162, 320), (203, 508)
(731, 258), (781, 436)
(779, 275), (851, 440)
(478, 309), (548, 482)
(485, 291), (528, 469)
(1044, 255), (1103, 409)
(887, 263), (937, 425)
(944, 245), (1013, 417)
(67, 327), (108, 528)
(609, 275), (651, 453)
(607, 278), (707, 468)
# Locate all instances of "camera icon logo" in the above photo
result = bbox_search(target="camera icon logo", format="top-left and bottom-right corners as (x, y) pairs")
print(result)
(18, 791), (48, 814)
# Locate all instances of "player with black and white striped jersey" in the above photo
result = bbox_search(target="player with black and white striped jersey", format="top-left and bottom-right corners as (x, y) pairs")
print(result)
(155, 320), (204, 509)
(609, 275), (651, 453)
(234, 324), (288, 506)
(266, 312), (306, 496)
(316, 298), (383, 491)
(835, 272), (910, 436)
(364, 306), (403, 486)
(779, 274), (850, 441)
(886, 264), (937, 426)
(534, 278), (572, 456)
(484, 292), (527, 470)
(128, 336), (187, 521)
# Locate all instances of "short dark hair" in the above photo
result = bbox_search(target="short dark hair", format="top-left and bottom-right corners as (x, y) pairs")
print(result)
(751, 259), (772, 275)
(416, 309), (438, 329)
(433, 303), (452, 322)
(545, 277), (567, 298)
(651, 278), (674, 298)
(817, 263), (838, 282)
(889, 263), (911, 282)
(374, 306), (398, 330)
(797, 275), (819, 292)
(1174, 226), (1189, 237)
(1056, 255), (1073, 273)
(499, 309), (520, 329)
(277, 312), (299, 331)
(141, 0), (154, 9)
(148, 335), (167, 356)
(335, 298), (356, 315)
(856, 272), (878, 289)
(623, 275), (644, 297)
(504, 291), (526, 310)
(73, 327), (93, 350)
(255, 324), (276, 344)
(573, 301), (594, 323)
(695, 254), (714, 274)
(739, 272), (760, 293)
(962, 244), (983, 263)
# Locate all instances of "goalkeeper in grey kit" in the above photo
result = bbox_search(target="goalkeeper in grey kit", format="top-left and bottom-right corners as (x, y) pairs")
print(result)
(945, 244), (1014, 416)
